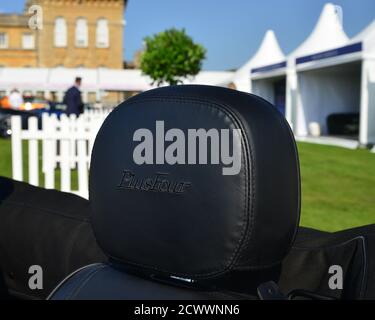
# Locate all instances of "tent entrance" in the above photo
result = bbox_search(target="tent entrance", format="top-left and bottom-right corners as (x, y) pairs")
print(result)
(252, 76), (286, 116)
(297, 61), (361, 139)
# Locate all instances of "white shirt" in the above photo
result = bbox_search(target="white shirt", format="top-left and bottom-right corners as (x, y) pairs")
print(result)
(9, 92), (24, 109)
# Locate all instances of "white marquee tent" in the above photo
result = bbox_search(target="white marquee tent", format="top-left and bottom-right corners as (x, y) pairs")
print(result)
(249, 31), (287, 116)
(231, 30), (286, 94)
(0, 67), (234, 104)
(229, 2), (375, 147)
(0, 67), (49, 91)
(285, 3), (375, 146)
(351, 20), (375, 145)
(289, 3), (359, 140)
(1, 2), (374, 146)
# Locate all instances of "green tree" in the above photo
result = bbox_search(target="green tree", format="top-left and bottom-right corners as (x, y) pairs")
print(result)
(140, 28), (206, 86)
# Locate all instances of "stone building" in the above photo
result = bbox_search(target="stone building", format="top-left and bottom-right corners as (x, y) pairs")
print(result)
(0, 0), (127, 69)
(0, 14), (37, 67)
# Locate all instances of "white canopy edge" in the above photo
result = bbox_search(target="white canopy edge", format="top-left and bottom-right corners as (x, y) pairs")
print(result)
(0, 67), (234, 92)
(183, 71), (235, 86)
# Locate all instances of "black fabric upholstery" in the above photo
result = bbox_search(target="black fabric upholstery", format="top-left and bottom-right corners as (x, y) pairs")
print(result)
(280, 224), (375, 300)
(0, 176), (106, 300)
(90, 85), (300, 279)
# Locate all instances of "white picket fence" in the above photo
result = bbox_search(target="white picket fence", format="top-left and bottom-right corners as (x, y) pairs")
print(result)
(11, 109), (111, 199)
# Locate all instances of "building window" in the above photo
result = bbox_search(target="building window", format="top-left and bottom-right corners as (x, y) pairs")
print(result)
(0, 33), (8, 49)
(54, 17), (67, 47)
(22, 33), (35, 49)
(96, 18), (109, 48)
(75, 18), (88, 47)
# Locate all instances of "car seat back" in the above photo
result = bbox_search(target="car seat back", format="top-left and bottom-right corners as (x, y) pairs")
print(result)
(49, 85), (300, 300)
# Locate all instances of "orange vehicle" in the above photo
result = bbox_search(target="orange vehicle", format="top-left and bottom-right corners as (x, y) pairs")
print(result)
(0, 96), (11, 109)
(0, 96), (48, 111)
(19, 100), (48, 111)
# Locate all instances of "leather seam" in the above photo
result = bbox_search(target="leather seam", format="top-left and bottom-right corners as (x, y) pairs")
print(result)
(93, 95), (253, 279)
(235, 93), (300, 267)
(66, 264), (107, 300)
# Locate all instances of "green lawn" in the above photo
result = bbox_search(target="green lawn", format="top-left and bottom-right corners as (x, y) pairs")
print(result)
(0, 138), (78, 191)
(298, 142), (375, 231)
(0, 138), (12, 179)
(0, 138), (374, 232)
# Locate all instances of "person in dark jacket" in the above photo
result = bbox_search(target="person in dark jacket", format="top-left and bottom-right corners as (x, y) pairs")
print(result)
(63, 77), (84, 116)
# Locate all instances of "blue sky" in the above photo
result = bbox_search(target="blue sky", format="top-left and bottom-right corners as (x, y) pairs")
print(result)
(2, 0), (375, 70)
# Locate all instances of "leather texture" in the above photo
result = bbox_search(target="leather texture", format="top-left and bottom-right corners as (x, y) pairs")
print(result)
(49, 263), (253, 300)
(90, 85), (300, 279)
(51, 85), (300, 299)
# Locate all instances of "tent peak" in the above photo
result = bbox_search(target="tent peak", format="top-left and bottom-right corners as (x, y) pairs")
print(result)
(351, 19), (375, 43)
(229, 30), (285, 92)
(249, 29), (285, 68)
(290, 3), (349, 59)
(233, 29), (285, 77)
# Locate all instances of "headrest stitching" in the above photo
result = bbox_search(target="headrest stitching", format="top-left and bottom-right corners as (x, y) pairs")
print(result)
(92, 95), (254, 279)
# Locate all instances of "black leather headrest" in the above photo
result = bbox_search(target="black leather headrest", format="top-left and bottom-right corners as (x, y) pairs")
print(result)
(89, 85), (300, 281)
